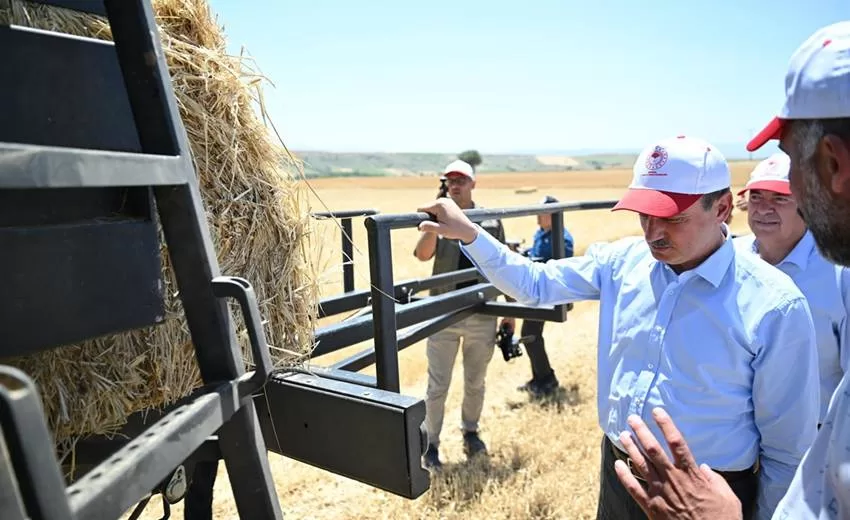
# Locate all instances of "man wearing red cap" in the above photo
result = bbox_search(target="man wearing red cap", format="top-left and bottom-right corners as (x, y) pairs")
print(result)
(608, 20), (850, 520)
(734, 152), (850, 429)
(416, 135), (820, 519)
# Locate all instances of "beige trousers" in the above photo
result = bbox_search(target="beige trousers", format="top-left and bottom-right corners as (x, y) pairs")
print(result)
(424, 314), (498, 447)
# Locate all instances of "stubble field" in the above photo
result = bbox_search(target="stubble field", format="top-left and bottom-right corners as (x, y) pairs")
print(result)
(125, 163), (757, 519)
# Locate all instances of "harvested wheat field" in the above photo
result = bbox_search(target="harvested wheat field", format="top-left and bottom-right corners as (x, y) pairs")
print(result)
(125, 163), (758, 520)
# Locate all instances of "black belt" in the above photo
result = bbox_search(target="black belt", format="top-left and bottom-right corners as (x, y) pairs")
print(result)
(608, 438), (759, 483)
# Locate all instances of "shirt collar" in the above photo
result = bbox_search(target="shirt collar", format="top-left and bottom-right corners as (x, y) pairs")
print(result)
(778, 230), (815, 270)
(656, 224), (734, 288)
(750, 230), (815, 270)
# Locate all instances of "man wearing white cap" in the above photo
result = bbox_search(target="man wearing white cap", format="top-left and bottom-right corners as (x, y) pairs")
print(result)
(610, 21), (850, 520)
(416, 135), (820, 519)
(413, 158), (512, 470)
(734, 152), (850, 428)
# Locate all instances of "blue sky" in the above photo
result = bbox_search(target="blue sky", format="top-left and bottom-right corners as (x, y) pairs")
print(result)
(207, 1), (848, 158)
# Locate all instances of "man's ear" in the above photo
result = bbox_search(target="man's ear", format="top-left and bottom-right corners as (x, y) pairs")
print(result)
(716, 192), (733, 223)
(819, 134), (850, 198)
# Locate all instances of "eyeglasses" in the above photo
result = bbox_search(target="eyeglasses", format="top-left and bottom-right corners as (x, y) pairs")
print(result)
(444, 176), (471, 186)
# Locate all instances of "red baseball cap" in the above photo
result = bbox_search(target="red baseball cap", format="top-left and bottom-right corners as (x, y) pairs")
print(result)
(736, 152), (792, 197)
(747, 22), (850, 152)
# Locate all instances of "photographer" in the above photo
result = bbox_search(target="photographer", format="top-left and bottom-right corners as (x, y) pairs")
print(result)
(515, 195), (574, 398)
(413, 159), (512, 471)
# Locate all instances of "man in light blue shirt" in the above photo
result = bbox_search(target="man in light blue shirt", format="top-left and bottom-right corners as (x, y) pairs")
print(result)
(605, 22), (850, 520)
(733, 151), (850, 427)
(417, 135), (820, 520)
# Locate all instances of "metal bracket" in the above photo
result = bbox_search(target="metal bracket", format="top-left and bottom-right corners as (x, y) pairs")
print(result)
(0, 366), (74, 520)
(163, 465), (187, 504)
(211, 276), (274, 398)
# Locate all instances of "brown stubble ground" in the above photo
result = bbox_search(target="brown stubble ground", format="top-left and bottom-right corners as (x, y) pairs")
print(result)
(123, 163), (757, 519)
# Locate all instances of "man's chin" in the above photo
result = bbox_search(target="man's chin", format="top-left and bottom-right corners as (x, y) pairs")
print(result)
(648, 246), (674, 262)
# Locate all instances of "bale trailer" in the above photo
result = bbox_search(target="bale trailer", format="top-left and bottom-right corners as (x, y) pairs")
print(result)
(0, 1), (618, 518)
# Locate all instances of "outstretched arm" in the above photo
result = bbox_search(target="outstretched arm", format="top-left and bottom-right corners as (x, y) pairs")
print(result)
(417, 199), (606, 306)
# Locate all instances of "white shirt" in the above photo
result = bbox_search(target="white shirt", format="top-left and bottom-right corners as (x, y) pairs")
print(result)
(460, 224), (820, 520)
(735, 231), (850, 422)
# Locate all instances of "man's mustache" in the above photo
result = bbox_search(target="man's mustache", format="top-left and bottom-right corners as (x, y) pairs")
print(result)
(649, 239), (670, 248)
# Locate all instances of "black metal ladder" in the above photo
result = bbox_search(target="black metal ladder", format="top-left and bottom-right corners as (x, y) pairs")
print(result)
(0, 1), (283, 518)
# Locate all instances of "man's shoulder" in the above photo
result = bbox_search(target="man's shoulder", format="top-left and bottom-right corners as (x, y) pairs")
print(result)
(731, 233), (755, 247)
(731, 246), (807, 309)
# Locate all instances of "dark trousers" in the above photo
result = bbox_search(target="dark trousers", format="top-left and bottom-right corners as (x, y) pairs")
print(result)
(183, 461), (217, 520)
(521, 319), (554, 380)
(596, 435), (759, 520)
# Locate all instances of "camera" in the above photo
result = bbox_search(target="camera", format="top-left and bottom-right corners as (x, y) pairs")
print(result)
(437, 177), (448, 198)
(495, 322), (530, 362)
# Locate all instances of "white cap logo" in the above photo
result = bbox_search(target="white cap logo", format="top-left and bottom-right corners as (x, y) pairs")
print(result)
(644, 146), (669, 174)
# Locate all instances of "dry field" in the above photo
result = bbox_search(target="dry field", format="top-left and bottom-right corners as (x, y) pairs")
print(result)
(125, 163), (758, 520)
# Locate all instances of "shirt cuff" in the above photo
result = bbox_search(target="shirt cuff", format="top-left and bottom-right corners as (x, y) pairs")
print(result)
(460, 224), (503, 261)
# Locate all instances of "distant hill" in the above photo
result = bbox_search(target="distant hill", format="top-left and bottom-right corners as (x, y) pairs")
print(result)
(292, 141), (772, 178)
(293, 151), (639, 178)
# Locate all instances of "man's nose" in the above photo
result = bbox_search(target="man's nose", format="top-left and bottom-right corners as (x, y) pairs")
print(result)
(643, 217), (666, 241)
(751, 200), (775, 215)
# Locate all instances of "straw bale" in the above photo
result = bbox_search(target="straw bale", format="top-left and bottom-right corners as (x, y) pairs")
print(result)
(0, 0), (319, 461)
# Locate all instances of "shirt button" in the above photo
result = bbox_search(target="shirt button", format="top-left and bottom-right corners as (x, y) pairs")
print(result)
(648, 363), (654, 369)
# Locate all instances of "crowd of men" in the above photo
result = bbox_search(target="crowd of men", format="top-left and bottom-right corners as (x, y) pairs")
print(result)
(414, 20), (850, 520)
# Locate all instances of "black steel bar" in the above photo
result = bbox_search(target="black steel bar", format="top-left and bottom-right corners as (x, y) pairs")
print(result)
(313, 282), (501, 357)
(0, 366), (73, 520)
(548, 207), (569, 318)
(396, 267), (482, 298)
(341, 217), (355, 292)
(365, 217), (399, 391)
(66, 380), (242, 520)
(106, 1), (282, 518)
(330, 307), (479, 373)
(294, 367), (378, 388)
(476, 301), (568, 322)
(311, 209), (378, 219)
(317, 267), (482, 318)
(0, 142), (186, 188)
(397, 307), (478, 350)
(367, 199), (618, 230)
(318, 290), (370, 319)
(328, 348), (378, 374)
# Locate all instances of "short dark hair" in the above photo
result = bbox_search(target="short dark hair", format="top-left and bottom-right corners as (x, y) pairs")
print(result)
(699, 187), (731, 211)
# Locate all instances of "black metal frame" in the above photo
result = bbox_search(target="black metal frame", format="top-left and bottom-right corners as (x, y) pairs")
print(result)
(310, 199), (618, 394)
(0, 1), (286, 518)
(0, 1), (621, 518)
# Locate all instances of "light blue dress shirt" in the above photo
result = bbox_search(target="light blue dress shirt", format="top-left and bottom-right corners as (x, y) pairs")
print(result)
(735, 231), (850, 423)
(773, 372), (850, 519)
(460, 224), (820, 520)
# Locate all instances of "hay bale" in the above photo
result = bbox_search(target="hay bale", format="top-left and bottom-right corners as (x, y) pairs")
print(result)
(0, 0), (318, 460)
